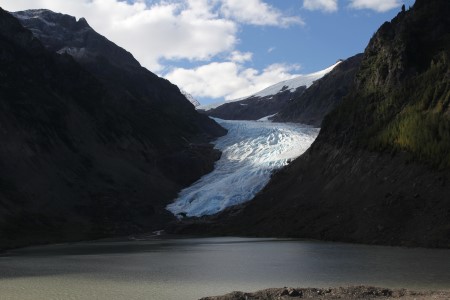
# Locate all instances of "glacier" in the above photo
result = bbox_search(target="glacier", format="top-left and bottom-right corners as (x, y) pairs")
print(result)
(166, 119), (319, 217)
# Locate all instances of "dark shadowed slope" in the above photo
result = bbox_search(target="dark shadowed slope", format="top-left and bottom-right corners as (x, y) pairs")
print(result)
(204, 86), (307, 121)
(13, 9), (224, 140)
(0, 8), (225, 250)
(273, 54), (363, 126)
(175, 0), (450, 248)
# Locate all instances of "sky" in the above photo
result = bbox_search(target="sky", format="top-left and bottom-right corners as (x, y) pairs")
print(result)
(0, 0), (415, 104)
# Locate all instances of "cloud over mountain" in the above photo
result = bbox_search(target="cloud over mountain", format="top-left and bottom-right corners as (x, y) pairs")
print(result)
(166, 62), (301, 100)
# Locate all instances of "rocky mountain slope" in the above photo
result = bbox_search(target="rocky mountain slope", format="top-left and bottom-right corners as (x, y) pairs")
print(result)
(0, 8), (225, 250)
(272, 54), (363, 126)
(181, 90), (201, 107)
(202, 63), (340, 121)
(175, 0), (450, 248)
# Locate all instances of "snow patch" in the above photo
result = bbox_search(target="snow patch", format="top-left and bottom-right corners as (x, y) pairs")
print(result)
(250, 61), (340, 99)
(197, 61), (340, 111)
(166, 119), (319, 217)
(181, 90), (201, 107)
(197, 100), (226, 111)
(57, 47), (87, 59)
(13, 10), (57, 27)
(257, 114), (277, 122)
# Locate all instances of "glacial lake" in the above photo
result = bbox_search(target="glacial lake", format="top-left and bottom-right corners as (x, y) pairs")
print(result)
(1, 237), (450, 300)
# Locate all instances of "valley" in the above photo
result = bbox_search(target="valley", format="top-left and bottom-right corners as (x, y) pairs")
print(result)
(167, 119), (319, 217)
(0, 0), (449, 299)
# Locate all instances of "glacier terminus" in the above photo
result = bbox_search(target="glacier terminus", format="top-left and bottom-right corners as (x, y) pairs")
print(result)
(167, 118), (319, 217)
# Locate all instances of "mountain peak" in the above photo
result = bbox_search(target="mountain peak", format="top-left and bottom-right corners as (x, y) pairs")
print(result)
(13, 9), (77, 27)
(242, 61), (341, 101)
(0, 8), (226, 249)
(77, 17), (89, 27)
(14, 9), (92, 30)
(200, 62), (342, 121)
(199, 62), (340, 112)
(13, 9), (142, 69)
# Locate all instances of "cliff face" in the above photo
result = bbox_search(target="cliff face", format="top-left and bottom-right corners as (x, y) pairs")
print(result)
(273, 54), (363, 126)
(0, 8), (225, 250)
(176, 0), (450, 248)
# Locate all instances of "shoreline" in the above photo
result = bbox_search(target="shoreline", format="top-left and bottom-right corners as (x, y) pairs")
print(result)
(201, 286), (450, 299)
(4, 231), (450, 255)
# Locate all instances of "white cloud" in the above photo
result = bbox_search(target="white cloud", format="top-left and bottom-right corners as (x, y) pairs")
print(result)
(228, 51), (253, 63)
(1, 0), (304, 101)
(348, 0), (402, 12)
(165, 62), (300, 100)
(302, 0), (402, 13)
(303, 0), (338, 12)
(220, 0), (304, 27)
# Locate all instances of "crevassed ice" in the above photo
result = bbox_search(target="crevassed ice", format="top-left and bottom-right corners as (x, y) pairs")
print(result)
(166, 119), (319, 217)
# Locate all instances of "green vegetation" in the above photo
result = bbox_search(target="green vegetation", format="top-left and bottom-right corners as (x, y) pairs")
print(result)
(368, 52), (450, 168)
(321, 0), (450, 169)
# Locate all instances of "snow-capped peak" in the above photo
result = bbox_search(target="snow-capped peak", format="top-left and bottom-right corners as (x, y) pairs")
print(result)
(13, 9), (52, 18)
(249, 61), (341, 99)
(13, 9), (58, 27)
(198, 61), (341, 111)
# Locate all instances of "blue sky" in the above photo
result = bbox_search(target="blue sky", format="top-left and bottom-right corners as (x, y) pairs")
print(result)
(1, 0), (415, 104)
(250, 1), (414, 73)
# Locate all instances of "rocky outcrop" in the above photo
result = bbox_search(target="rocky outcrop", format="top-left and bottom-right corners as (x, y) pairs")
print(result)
(201, 286), (450, 300)
(273, 54), (363, 126)
(0, 8), (225, 250)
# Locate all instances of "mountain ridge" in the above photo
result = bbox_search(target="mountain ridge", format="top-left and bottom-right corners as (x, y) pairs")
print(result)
(272, 54), (363, 126)
(201, 62), (340, 121)
(172, 0), (450, 248)
(0, 7), (225, 250)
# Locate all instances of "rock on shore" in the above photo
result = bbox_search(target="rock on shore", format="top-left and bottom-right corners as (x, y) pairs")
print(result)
(201, 286), (450, 300)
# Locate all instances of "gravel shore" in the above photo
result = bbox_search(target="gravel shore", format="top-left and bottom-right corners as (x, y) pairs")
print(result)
(201, 286), (450, 300)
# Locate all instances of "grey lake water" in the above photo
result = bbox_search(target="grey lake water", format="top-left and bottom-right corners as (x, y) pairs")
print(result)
(1, 237), (450, 300)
